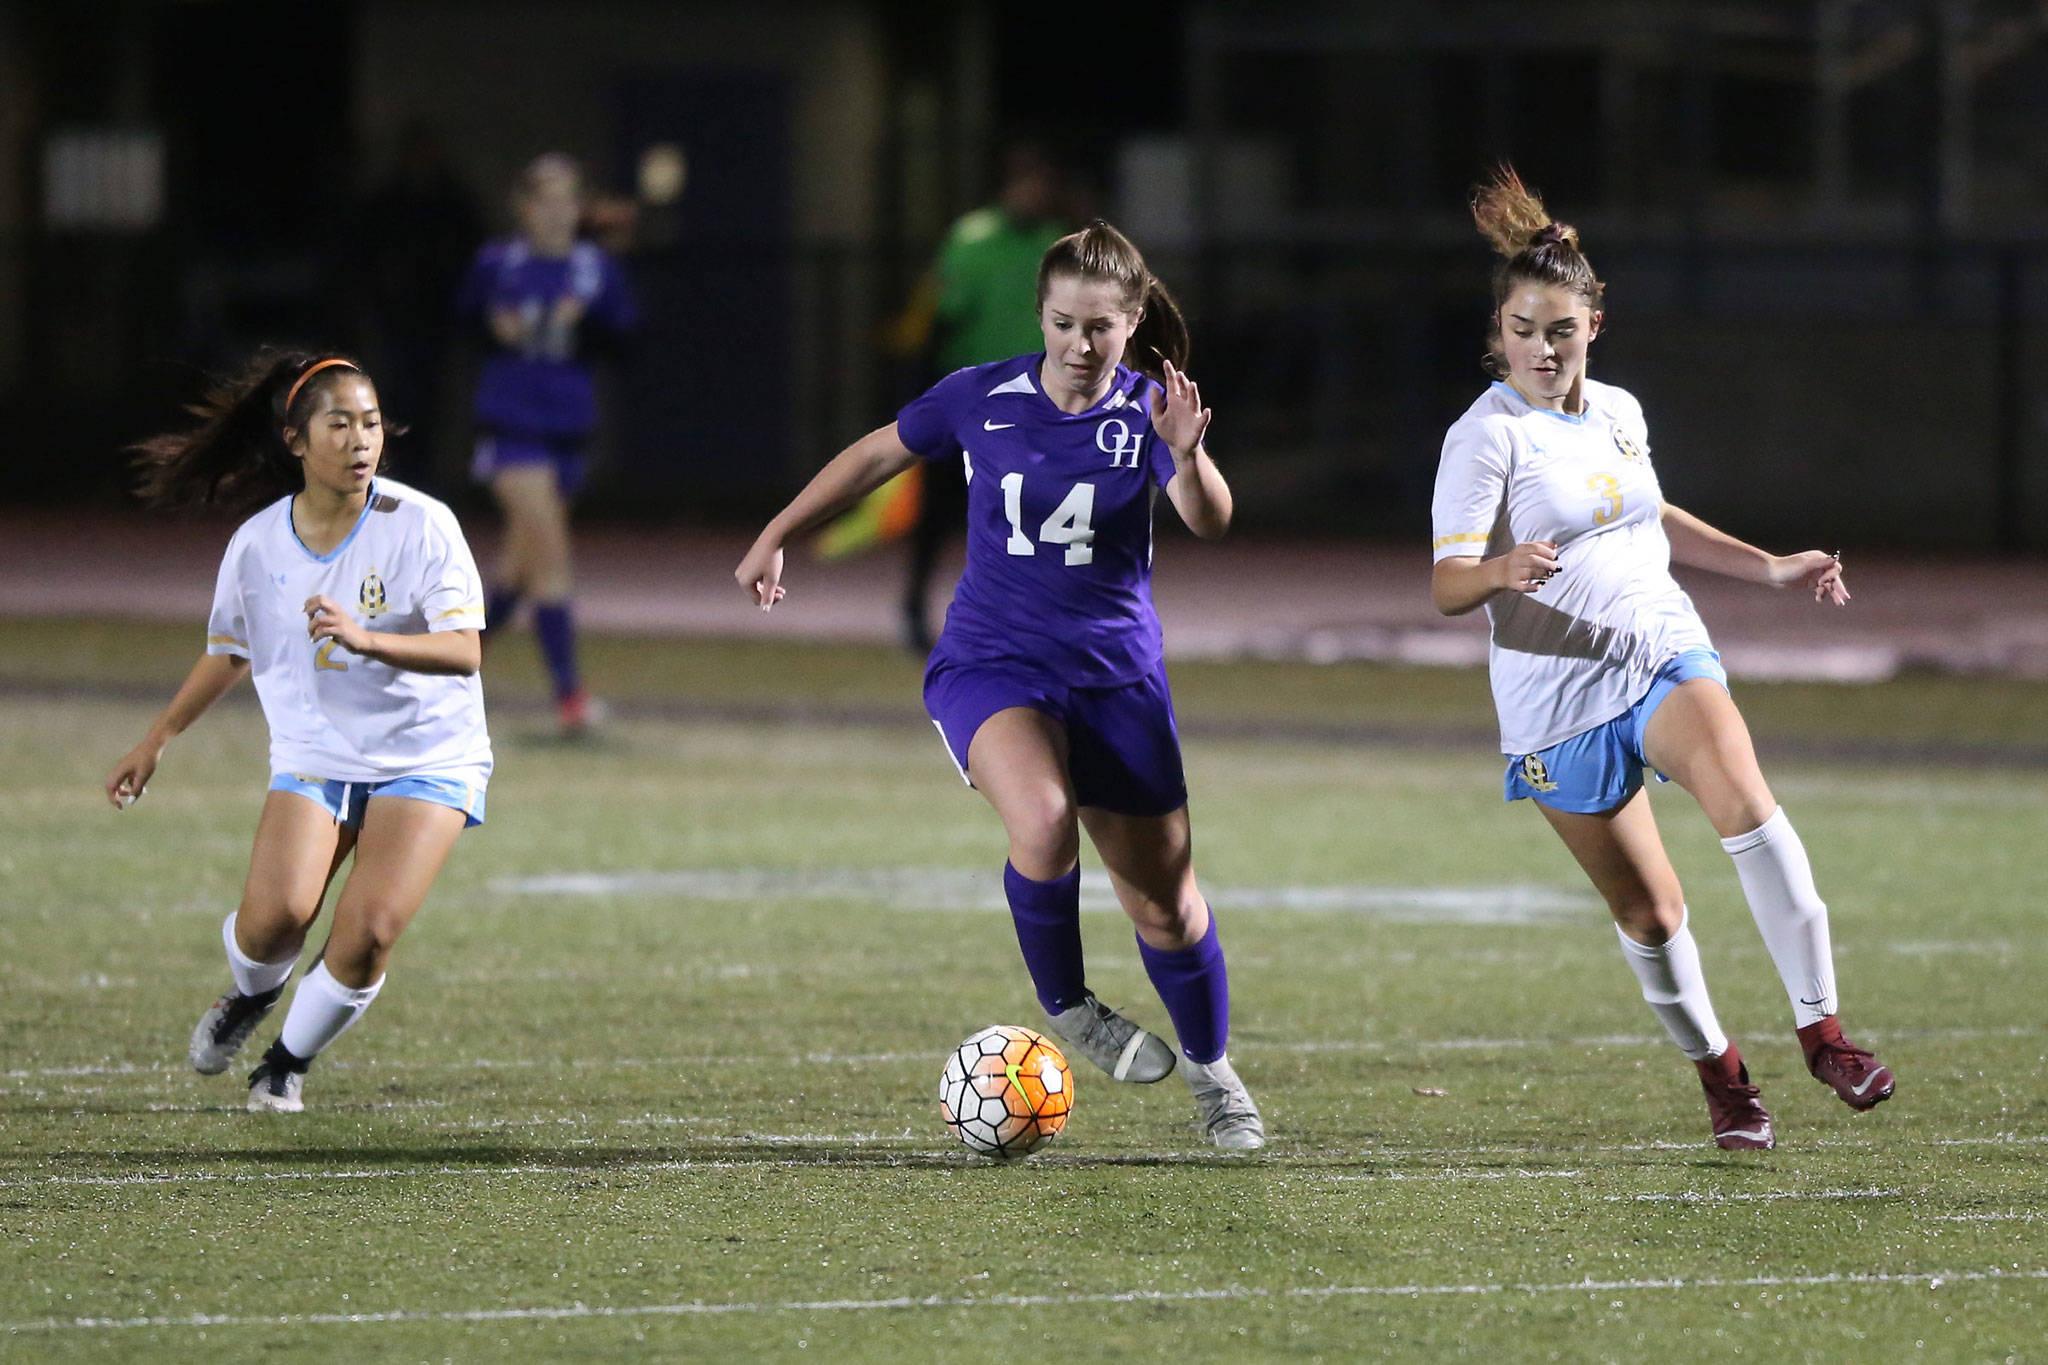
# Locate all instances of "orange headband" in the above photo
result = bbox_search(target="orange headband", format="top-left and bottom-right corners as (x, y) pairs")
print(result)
(282, 358), (357, 416)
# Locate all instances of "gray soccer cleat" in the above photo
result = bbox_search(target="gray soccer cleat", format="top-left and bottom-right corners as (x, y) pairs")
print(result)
(246, 1041), (309, 1113)
(1183, 1054), (1265, 1151)
(189, 984), (285, 1075)
(1044, 993), (1178, 1083)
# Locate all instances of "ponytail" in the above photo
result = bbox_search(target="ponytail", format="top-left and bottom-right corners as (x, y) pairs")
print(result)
(1469, 165), (1604, 378)
(1036, 220), (1189, 383)
(129, 350), (370, 513)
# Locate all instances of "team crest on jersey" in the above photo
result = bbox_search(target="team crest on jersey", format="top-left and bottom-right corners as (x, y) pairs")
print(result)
(358, 569), (388, 619)
(1611, 426), (1646, 463)
(1096, 417), (1144, 469)
(1520, 754), (1559, 793)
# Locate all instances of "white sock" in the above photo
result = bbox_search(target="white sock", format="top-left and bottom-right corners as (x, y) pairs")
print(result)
(277, 962), (383, 1060)
(222, 913), (295, 997)
(1614, 914), (1728, 1061)
(1721, 807), (1837, 1028)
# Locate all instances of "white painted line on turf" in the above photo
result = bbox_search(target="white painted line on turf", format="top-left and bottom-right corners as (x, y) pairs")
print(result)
(7, 1265), (2046, 1335)
(1318, 1169), (1586, 1183)
(1612, 1186), (1901, 1204)
(488, 867), (1598, 925)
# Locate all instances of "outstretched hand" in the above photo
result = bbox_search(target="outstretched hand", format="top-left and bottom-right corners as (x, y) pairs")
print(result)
(1774, 551), (1850, 606)
(735, 539), (788, 611)
(1149, 359), (1212, 461)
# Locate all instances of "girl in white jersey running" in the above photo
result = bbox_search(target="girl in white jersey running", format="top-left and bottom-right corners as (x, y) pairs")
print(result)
(106, 351), (493, 1114)
(1430, 169), (1894, 1150)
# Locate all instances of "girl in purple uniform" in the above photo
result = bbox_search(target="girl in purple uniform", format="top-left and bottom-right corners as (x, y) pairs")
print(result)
(457, 154), (636, 734)
(737, 222), (1262, 1150)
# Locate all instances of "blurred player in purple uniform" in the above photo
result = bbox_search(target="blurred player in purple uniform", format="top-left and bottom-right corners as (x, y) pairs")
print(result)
(457, 154), (636, 734)
(737, 222), (1263, 1150)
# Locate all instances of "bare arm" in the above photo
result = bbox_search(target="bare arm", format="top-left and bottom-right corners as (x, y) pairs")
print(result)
(1663, 503), (1848, 604)
(735, 423), (922, 609)
(304, 599), (481, 675)
(105, 652), (250, 807)
(1153, 361), (1231, 539)
(1430, 543), (1559, 616)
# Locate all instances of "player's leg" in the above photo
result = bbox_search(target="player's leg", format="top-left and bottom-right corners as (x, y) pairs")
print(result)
(248, 796), (465, 1112)
(1644, 678), (1894, 1109)
(495, 459), (588, 730)
(958, 704), (1177, 1085)
(1537, 791), (1773, 1149)
(1082, 804), (1262, 1149)
(480, 436), (532, 635)
(192, 787), (355, 1075)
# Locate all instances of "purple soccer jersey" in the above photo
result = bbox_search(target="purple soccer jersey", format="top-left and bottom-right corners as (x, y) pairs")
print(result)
(455, 238), (635, 438)
(896, 355), (1180, 687)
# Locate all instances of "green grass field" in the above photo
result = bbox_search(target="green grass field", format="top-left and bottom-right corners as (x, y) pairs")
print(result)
(4, 622), (2045, 1360)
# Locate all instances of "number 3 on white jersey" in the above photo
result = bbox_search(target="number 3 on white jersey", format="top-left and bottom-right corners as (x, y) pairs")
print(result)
(1588, 473), (1622, 526)
(1001, 473), (1096, 566)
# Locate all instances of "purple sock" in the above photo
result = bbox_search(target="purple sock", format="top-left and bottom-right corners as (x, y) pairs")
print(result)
(533, 601), (580, 700)
(1137, 912), (1230, 1063)
(484, 587), (522, 635)
(1004, 862), (1087, 1014)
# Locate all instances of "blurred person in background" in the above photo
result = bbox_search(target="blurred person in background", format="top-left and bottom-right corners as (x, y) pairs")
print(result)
(1430, 167), (1894, 1152)
(739, 223), (1264, 1151)
(458, 153), (636, 735)
(107, 352), (491, 1114)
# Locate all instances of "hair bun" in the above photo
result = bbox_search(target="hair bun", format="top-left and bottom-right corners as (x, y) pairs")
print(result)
(1531, 222), (1579, 250)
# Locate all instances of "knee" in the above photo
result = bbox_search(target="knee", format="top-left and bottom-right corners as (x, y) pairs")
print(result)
(1128, 888), (1205, 947)
(1611, 895), (1686, 946)
(1005, 802), (1079, 880)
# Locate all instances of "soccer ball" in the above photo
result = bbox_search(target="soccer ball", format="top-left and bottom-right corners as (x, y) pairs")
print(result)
(938, 1025), (1073, 1159)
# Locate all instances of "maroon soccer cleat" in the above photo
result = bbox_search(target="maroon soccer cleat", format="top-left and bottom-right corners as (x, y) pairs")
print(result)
(1695, 1044), (1775, 1150)
(1798, 1016), (1895, 1111)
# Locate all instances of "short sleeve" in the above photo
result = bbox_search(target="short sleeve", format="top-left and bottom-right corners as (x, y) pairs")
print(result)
(417, 509), (487, 633)
(895, 367), (980, 463)
(1431, 418), (1513, 562)
(206, 533), (251, 658)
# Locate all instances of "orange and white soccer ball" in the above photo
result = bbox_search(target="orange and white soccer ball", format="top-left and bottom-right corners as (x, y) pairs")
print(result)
(938, 1025), (1073, 1159)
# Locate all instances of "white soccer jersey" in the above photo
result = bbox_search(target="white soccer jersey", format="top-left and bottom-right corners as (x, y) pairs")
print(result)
(1431, 379), (1714, 755)
(206, 479), (493, 785)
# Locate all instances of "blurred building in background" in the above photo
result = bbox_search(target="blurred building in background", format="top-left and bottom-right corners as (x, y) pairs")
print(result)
(2, 0), (2046, 550)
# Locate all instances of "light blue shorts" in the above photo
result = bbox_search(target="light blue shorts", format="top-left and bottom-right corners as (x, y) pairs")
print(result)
(1503, 650), (1727, 814)
(269, 772), (487, 828)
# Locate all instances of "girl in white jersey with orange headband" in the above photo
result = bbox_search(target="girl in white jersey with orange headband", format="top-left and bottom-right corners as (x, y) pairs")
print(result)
(106, 350), (492, 1114)
(1430, 168), (1894, 1150)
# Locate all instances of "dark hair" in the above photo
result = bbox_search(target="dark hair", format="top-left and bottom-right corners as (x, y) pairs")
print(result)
(129, 350), (378, 513)
(1034, 220), (1190, 384)
(1470, 164), (1605, 378)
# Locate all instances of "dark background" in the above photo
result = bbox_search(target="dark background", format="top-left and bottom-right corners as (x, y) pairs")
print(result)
(3, 0), (2046, 549)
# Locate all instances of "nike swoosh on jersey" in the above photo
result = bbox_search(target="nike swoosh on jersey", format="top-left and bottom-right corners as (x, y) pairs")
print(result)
(983, 420), (1015, 430)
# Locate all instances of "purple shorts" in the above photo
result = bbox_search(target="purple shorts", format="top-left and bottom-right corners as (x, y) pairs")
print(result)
(472, 430), (587, 497)
(923, 658), (1189, 817)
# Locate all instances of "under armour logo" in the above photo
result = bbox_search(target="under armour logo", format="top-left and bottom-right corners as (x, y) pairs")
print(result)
(1096, 417), (1143, 469)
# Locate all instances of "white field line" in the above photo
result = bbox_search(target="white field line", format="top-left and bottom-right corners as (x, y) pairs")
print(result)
(1928, 1212), (2039, 1223)
(7, 1266), (2046, 1335)
(1611, 1186), (1902, 1204)
(10, 1023), (2037, 1086)
(11, 1133), (2048, 1190)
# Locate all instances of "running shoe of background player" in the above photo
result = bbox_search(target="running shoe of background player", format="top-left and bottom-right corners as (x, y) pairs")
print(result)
(1696, 1044), (1775, 1150)
(189, 984), (285, 1075)
(1798, 1016), (1896, 1110)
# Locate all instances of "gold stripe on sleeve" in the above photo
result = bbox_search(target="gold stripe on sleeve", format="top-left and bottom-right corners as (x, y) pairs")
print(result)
(1431, 532), (1490, 550)
(431, 605), (485, 622)
(207, 634), (248, 648)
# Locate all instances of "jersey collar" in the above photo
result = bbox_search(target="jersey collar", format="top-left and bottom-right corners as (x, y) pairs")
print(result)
(1491, 379), (1591, 426)
(1026, 358), (1142, 418)
(287, 480), (378, 564)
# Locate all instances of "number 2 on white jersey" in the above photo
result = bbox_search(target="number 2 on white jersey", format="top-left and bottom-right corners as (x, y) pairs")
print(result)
(1001, 473), (1096, 566)
(1588, 473), (1622, 526)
